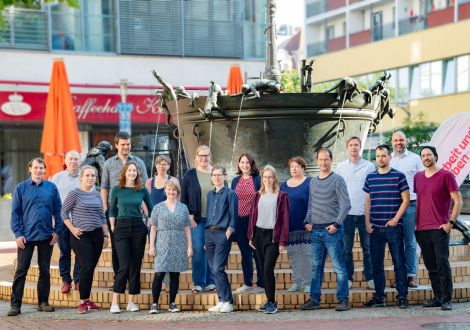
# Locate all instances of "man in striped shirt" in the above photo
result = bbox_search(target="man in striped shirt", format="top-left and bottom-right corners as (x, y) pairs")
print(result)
(363, 144), (410, 309)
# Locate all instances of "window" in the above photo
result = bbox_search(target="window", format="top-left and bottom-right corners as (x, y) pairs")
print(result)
(326, 25), (335, 40)
(419, 61), (442, 97)
(457, 55), (470, 92)
(396, 67), (410, 102)
(443, 58), (456, 94)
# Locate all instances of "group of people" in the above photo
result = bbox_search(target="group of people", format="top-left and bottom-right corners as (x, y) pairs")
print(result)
(7, 130), (463, 317)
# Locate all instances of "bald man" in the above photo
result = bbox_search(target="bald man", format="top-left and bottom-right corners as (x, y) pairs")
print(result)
(51, 150), (82, 294)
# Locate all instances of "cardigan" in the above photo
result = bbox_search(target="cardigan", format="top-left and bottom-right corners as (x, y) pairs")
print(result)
(247, 191), (290, 246)
(181, 168), (204, 223)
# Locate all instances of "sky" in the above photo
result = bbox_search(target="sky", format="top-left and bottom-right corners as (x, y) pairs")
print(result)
(275, 0), (304, 27)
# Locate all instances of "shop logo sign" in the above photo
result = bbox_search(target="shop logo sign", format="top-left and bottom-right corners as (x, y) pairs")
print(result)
(1, 93), (31, 116)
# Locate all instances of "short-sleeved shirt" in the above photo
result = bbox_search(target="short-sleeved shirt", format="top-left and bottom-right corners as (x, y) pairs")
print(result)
(414, 169), (459, 231)
(391, 149), (423, 201)
(363, 168), (409, 227)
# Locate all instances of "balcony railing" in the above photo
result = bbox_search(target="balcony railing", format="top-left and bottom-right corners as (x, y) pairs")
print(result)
(307, 40), (327, 56)
(306, 1), (327, 18)
(327, 35), (346, 52)
(0, 8), (48, 50)
(372, 22), (395, 41)
(398, 16), (427, 36)
(427, 6), (454, 28)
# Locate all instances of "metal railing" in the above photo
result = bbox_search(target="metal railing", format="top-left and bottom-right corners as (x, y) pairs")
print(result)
(306, 0), (326, 18)
(398, 16), (427, 36)
(0, 8), (48, 50)
(307, 40), (327, 56)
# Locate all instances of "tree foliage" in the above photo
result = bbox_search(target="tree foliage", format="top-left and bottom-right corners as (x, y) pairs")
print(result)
(280, 70), (301, 93)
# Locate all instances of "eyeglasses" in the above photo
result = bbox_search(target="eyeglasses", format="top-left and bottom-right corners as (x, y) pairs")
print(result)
(211, 174), (226, 177)
(197, 154), (210, 158)
(262, 176), (274, 179)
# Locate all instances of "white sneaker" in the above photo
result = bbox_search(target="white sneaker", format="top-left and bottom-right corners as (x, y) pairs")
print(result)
(367, 280), (375, 290)
(110, 304), (121, 314)
(219, 302), (234, 313)
(235, 285), (253, 294)
(208, 301), (224, 312)
(288, 283), (302, 292)
(251, 286), (265, 294)
(126, 302), (139, 312)
(204, 284), (216, 292)
(348, 280), (352, 289)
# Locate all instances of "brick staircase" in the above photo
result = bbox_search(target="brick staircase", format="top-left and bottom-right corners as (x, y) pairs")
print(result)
(1, 231), (470, 311)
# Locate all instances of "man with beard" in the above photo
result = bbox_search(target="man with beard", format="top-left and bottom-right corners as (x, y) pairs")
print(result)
(363, 145), (410, 309)
(414, 146), (462, 311)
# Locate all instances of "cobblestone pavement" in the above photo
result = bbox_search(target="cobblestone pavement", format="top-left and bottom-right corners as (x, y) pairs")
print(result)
(1, 299), (470, 329)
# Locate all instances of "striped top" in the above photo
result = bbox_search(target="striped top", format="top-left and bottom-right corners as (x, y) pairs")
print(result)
(61, 188), (107, 231)
(303, 172), (351, 227)
(363, 169), (409, 227)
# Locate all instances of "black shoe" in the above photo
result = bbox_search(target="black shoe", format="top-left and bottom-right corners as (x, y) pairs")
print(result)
(364, 297), (386, 307)
(441, 302), (452, 311)
(7, 306), (21, 316)
(398, 297), (409, 309)
(423, 299), (441, 308)
(335, 300), (350, 311)
(264, 302), (278, 314)
(37, 302), (55, 312)
(300, 298), (320, 310)
(257, 302), (268, 312)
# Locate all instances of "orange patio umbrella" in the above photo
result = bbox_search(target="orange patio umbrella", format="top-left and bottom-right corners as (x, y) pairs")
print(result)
(226, 64), (244, 95)
(40, 59), (81, 178)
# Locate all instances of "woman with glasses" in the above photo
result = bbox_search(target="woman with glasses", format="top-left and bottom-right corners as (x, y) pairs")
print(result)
(145, 155), (177, 206)
(280, 156), (312, 293)
(181, 145), (215, 293)
(205, 165), (238, 313)
(231, 153), (264, 294)
(248, 165), (289, 314)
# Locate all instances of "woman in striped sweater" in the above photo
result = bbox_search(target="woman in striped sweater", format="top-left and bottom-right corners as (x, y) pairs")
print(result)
(61, 165), (109, 314)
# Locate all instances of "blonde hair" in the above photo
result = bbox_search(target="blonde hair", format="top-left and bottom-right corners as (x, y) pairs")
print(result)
(194, 145), (211, 167)
(260, 165), (280, 194)
(164, 177), (181, 195)
(79, 165), (97, 178)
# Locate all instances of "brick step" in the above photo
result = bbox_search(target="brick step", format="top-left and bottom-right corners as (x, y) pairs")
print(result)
(50, 244), (470, 271)
(19, 261), (470, 291)
(0, 278), (469, 310)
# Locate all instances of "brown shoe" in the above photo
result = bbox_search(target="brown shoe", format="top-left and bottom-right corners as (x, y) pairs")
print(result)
(7, 306), (21, 316)
(408, 277), (418, 288)
(37, 302), (55, 312)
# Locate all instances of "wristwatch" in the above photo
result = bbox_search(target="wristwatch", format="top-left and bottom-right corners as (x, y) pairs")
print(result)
(449, 219), (456, 226)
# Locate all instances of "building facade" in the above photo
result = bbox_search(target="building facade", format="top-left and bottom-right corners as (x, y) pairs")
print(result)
(305, 0), (470, 133)
(0, 0), (267, 196)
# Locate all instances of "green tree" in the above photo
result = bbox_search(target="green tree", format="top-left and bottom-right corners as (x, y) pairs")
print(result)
(384, 111), (438, 152)
(280, 70), (301, 93)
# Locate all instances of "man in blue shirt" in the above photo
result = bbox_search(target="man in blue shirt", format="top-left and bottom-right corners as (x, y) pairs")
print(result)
(8, 158), (63, 316)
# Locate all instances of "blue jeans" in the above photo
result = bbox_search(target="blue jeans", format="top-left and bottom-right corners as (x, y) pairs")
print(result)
(59, 226), (80, 284)
(205, 228), (233, 303)
(343, 215), (372, 282)
(370, 226), (408, 301)
(191, 218), (213, 288)
(310, 227), (349, 304)
(235, 216), (264, 287)
(403, 201), (418, 277)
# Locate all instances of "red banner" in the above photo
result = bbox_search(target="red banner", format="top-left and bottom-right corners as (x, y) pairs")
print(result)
(0, 91), (166, 123)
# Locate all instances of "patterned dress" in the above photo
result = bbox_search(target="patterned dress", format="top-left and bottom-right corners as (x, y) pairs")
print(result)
(151, 201), (191, 272)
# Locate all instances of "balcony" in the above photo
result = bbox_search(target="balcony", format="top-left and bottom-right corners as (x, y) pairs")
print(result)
(372, 22), (395, 41)
(307, 40), (327, 56)
(399, 16), (427, 36)
(459, 2), (470, 20)
(0, 8), (48, 50)
(327, 36), (346, 52)
(427, 7), (454, 28)
(350, 29), (371, 47)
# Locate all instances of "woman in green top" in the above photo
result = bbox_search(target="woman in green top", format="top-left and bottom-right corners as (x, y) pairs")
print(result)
(109, 162), (152, 314)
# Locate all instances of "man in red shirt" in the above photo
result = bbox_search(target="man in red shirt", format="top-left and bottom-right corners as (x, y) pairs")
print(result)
(414, 146), (462, 311)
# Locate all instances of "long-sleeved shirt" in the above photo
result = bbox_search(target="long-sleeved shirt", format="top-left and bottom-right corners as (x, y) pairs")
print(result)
(11, 178), (63, 241)
(101, 154), (148, 203)
(61, 188), (107, 231)
(391, 149), (423, 201)
(303, 172), (351, 228)
(109, 186), (152, 219)
(206, 186), (238, 233)
(335, 158), (375, 216)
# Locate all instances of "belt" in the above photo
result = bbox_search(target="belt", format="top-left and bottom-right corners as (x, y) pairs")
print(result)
(207, 225), (224, 230)
(311, 222), (335, 229)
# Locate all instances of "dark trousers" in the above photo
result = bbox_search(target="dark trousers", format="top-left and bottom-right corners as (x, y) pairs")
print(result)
(70, 228), (104, 300)
(235, 216), (264, 287)
(106, 209), (119, 277)
(58, 226), (81, 284)
(152, 272), (179, 304)
(205, 228), (233, 303)
(113, 217), (148, 294)
(416, 229), (452, 303)
(253, 227), (279, 303)
(370, 226), (408, 301)
(343, 215), (372, 281)
(11, 239), (53, 307)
